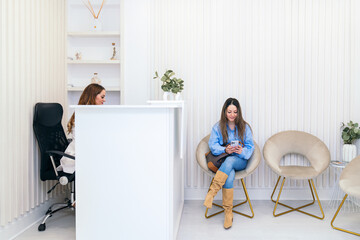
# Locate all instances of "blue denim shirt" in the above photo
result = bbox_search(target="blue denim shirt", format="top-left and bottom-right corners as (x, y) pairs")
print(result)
(208, 122), (254, 160)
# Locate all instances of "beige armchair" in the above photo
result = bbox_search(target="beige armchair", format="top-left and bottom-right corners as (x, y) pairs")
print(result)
(331, 156), (360, 236)
(196, 135), (261, 219)
(263, 130), (330, 219)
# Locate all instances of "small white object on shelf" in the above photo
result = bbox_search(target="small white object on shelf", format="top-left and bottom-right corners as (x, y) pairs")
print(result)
(80, 0), (106, 31)
(91, 73), (101, 84)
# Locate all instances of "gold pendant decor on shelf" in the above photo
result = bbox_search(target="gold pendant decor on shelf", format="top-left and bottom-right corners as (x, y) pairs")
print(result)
(110, 43), (117, 60)
(81, 0), (106, 31)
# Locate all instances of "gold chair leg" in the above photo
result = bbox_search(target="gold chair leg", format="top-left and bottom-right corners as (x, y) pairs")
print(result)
(205, 178), (255, 219)
(271, 176), (325, 219)
(331, 194), (360, 236)
(205, 177), (224, 219)
(232, 179), (254, 218)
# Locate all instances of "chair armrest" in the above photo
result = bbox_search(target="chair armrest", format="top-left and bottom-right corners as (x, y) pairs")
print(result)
(46, 150), (75, 160)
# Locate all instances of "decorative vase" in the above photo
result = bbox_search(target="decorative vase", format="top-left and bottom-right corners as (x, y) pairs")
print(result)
(91, 73), (101, 84)
(175, 93), (182, 100)
(92, 18), (102, 31)
(342, 144), (357, 162)
(163, 92), (173, 101)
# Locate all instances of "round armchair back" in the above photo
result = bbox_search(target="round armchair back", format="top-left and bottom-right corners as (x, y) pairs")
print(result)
(339, 155), (360, 198)
(196, 134), (261, 179)
(263, 130), (330, 179)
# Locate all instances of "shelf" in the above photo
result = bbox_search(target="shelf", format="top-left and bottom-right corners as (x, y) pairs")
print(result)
(68, 86), (120, 91)
(68, 31), (120, 37)
(67, 60), (120, 64)
(68, 0), (119, 6)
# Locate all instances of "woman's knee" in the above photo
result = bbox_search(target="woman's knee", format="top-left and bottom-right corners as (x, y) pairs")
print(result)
(221, 156), (236, 171)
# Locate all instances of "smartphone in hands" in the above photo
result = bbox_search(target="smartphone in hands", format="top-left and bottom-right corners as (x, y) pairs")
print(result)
(231, 140), (239, 147)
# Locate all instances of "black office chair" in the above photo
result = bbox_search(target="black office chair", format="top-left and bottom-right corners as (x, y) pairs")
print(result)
(33, 103), (75, 231)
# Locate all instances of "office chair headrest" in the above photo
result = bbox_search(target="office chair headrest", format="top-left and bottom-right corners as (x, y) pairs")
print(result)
(34, 103), (63, 127)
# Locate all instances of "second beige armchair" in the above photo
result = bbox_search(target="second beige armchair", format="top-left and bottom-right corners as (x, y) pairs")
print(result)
(263, 130), (331, 219)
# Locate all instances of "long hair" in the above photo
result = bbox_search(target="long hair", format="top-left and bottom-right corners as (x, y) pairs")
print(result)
(219, 97), (250, 145)
(67, 83), (105, 133)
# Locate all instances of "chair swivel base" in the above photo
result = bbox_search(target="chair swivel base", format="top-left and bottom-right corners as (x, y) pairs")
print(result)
(271, 176), (325, 219)
(205, 179), (254, 219)
(331, 194), (360, 236)
(38, 198), (74, 232)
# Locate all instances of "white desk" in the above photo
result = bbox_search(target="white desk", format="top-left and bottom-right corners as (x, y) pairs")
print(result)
(73, 105), (184, 240)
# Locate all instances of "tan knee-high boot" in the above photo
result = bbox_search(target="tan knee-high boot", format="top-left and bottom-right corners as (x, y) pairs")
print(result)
(204, 170), (228, 209)
(222, 188), (233, 229)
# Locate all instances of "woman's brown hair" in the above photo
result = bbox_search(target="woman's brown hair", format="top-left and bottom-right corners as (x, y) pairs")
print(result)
(219, 98), (250, 146)
(67, 83), (105, 133)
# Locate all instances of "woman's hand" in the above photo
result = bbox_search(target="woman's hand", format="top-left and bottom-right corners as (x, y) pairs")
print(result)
(234, 145), (243, 154)
(225, 145), (236, 154)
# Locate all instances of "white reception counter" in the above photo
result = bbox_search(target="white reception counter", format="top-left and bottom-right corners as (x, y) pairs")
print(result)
(73, 104), (184, 240)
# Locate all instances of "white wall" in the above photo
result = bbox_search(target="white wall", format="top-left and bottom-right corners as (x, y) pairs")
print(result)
(125, 0), (360, 199)
(351, 0), (360, 122)
(0, 0), (66, 236)
(351, 0), (360, 152)
(122, 0), (151, 105)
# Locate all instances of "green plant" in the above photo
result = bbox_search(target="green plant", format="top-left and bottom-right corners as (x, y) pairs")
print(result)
(153, 70), (184, 94)
(341, 121), (360, 144)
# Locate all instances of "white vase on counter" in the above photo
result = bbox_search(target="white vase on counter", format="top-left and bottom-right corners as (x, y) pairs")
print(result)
(342, 144), (357, 162)
(163, 92), (174, 101)
(175, 93), (182, 100)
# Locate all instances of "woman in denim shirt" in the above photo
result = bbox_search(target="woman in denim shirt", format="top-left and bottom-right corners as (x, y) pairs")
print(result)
(204, 98), (254, 229)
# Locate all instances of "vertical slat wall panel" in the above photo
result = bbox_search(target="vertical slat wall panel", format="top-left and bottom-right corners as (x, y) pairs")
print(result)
(0, 0), (6, 227)
(0, 0), (66, 227)
(150, 0), (353, 194)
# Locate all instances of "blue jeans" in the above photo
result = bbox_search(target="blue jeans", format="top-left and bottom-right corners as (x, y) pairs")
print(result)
(218, 155), (248, 189)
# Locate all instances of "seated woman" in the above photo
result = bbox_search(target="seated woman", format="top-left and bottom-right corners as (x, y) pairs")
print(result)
(204, 97), (254, 229)
(57, 83), (106, 174)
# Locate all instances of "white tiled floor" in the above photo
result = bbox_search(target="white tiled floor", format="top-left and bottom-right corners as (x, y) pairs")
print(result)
(15, 200), (359, 240)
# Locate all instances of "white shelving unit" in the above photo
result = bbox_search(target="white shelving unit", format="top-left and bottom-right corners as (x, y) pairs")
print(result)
(67, 60), (120, 64)
(68, 31), (120, 37)
(66, 0), (122, 112)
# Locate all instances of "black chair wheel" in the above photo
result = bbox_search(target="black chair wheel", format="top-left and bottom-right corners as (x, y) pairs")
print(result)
(45, 209), (52, 214)
(38, 223), (46, 231)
